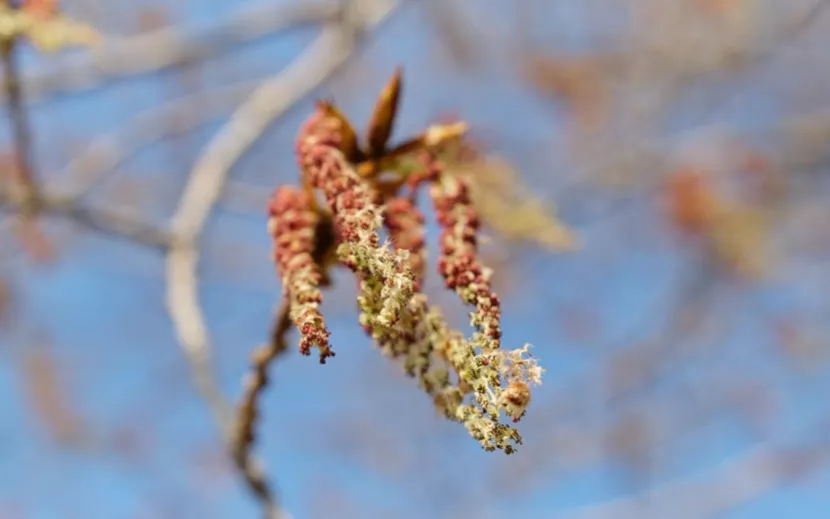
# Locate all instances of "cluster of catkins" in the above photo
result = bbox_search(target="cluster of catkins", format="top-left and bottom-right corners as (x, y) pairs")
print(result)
(266, 92), (543, 453)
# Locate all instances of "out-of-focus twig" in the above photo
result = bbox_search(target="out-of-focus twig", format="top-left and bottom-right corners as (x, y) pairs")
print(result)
(2, 32), (39, 216)
(232, 300), (291, 479)
(10, 0), (343, 103)
(555, 424), (830, 519)
(53, 80), (261, 199)
(52, 201), (172, 249)
(164, 1), (400, 516)
(423, 0), (479, 67)
(0, 190), (172, 249)
(23, 343), (85, 445)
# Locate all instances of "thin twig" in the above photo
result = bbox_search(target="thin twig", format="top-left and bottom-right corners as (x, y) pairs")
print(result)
(233, 300), (292, 476)
(2, 35), (39, 215)
(555, 424), (830, 519)
(10, 0), (343, 103)
(164, 1), (400, 516)
(52, 80), (261, 199)
(53, 202), (172, 249)
(0, 191), (172, 249)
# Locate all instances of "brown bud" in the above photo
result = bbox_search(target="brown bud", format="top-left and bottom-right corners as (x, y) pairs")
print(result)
(366, 67), (402, 157)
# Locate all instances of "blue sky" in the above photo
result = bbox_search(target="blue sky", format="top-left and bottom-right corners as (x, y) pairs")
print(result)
(1, 1), (830, 518)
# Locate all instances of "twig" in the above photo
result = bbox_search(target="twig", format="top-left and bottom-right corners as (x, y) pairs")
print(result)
(52, 80), (262, 199)
(53, 202), (172, 249)
(0, 190), (172, 249)
(233, 300), (292, 479)
(423, 0), (479, 67)
(2, 34), (39, 215)
(555, 431), (830, 519)
(10, 0), (343, 103)
(164, 0), (400, 516)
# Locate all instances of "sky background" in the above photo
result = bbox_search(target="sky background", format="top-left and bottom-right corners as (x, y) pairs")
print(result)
(2, 0), (830, 518)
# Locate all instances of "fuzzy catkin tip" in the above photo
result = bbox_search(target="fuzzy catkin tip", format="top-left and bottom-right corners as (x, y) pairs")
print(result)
(431, 163), (503, 346)
(268, 186), (334, 363)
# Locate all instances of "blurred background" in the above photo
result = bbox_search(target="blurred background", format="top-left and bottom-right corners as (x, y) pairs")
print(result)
(2, 0), (830, 517)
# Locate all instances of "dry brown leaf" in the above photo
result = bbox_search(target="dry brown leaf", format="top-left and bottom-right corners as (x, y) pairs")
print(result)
(448, 155), (577, 251)
(23, 13), (101, 52)
(708, 202), (767, 278)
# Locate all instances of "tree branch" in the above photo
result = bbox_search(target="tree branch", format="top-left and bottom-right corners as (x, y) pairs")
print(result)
(0, 191), (172, 249)
(2, 33), (39, 216)
(556, 434), (830, 519)
(10, 0), (344, 103)
(52, 80), (262, 199)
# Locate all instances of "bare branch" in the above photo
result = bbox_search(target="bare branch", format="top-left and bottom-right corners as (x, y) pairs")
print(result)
(52, 80), (262, 199)
(0, 189), (171, 249)
(51, 201), (172, 249)
(12, 0), (343, 103)
(556, 433), (830, 519)
(164, 0), (400, 516)
(2, 34), (39, 215)
(423, 0), (480, 67)
(232, 300), (292, 481)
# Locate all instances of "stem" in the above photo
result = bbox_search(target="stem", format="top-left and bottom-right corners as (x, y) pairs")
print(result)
(2, 32), (40, 216)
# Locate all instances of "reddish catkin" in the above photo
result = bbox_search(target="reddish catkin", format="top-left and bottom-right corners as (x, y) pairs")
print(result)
(430, 163), (503, 348)
(384, 197), (426, 291)
(296, 108), (414, 332)
(276, 104), (545, 452)
(267, 186), (334, 363)
(295, 111), (379, 251)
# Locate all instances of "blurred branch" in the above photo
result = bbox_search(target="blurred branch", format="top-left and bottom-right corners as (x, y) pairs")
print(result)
(11, 0), (343, 103)
(0, 191), (172, 248)
(53, 79), (261, 198)
(750, 0), (830, 66)
(556, 430), (830, 519)
(1, 25), (170, 255)
(2, 32), (39, 216)
(164, 0), (400, 516)
(423, 0), (479, 67)
(50, 200), (172, 248)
